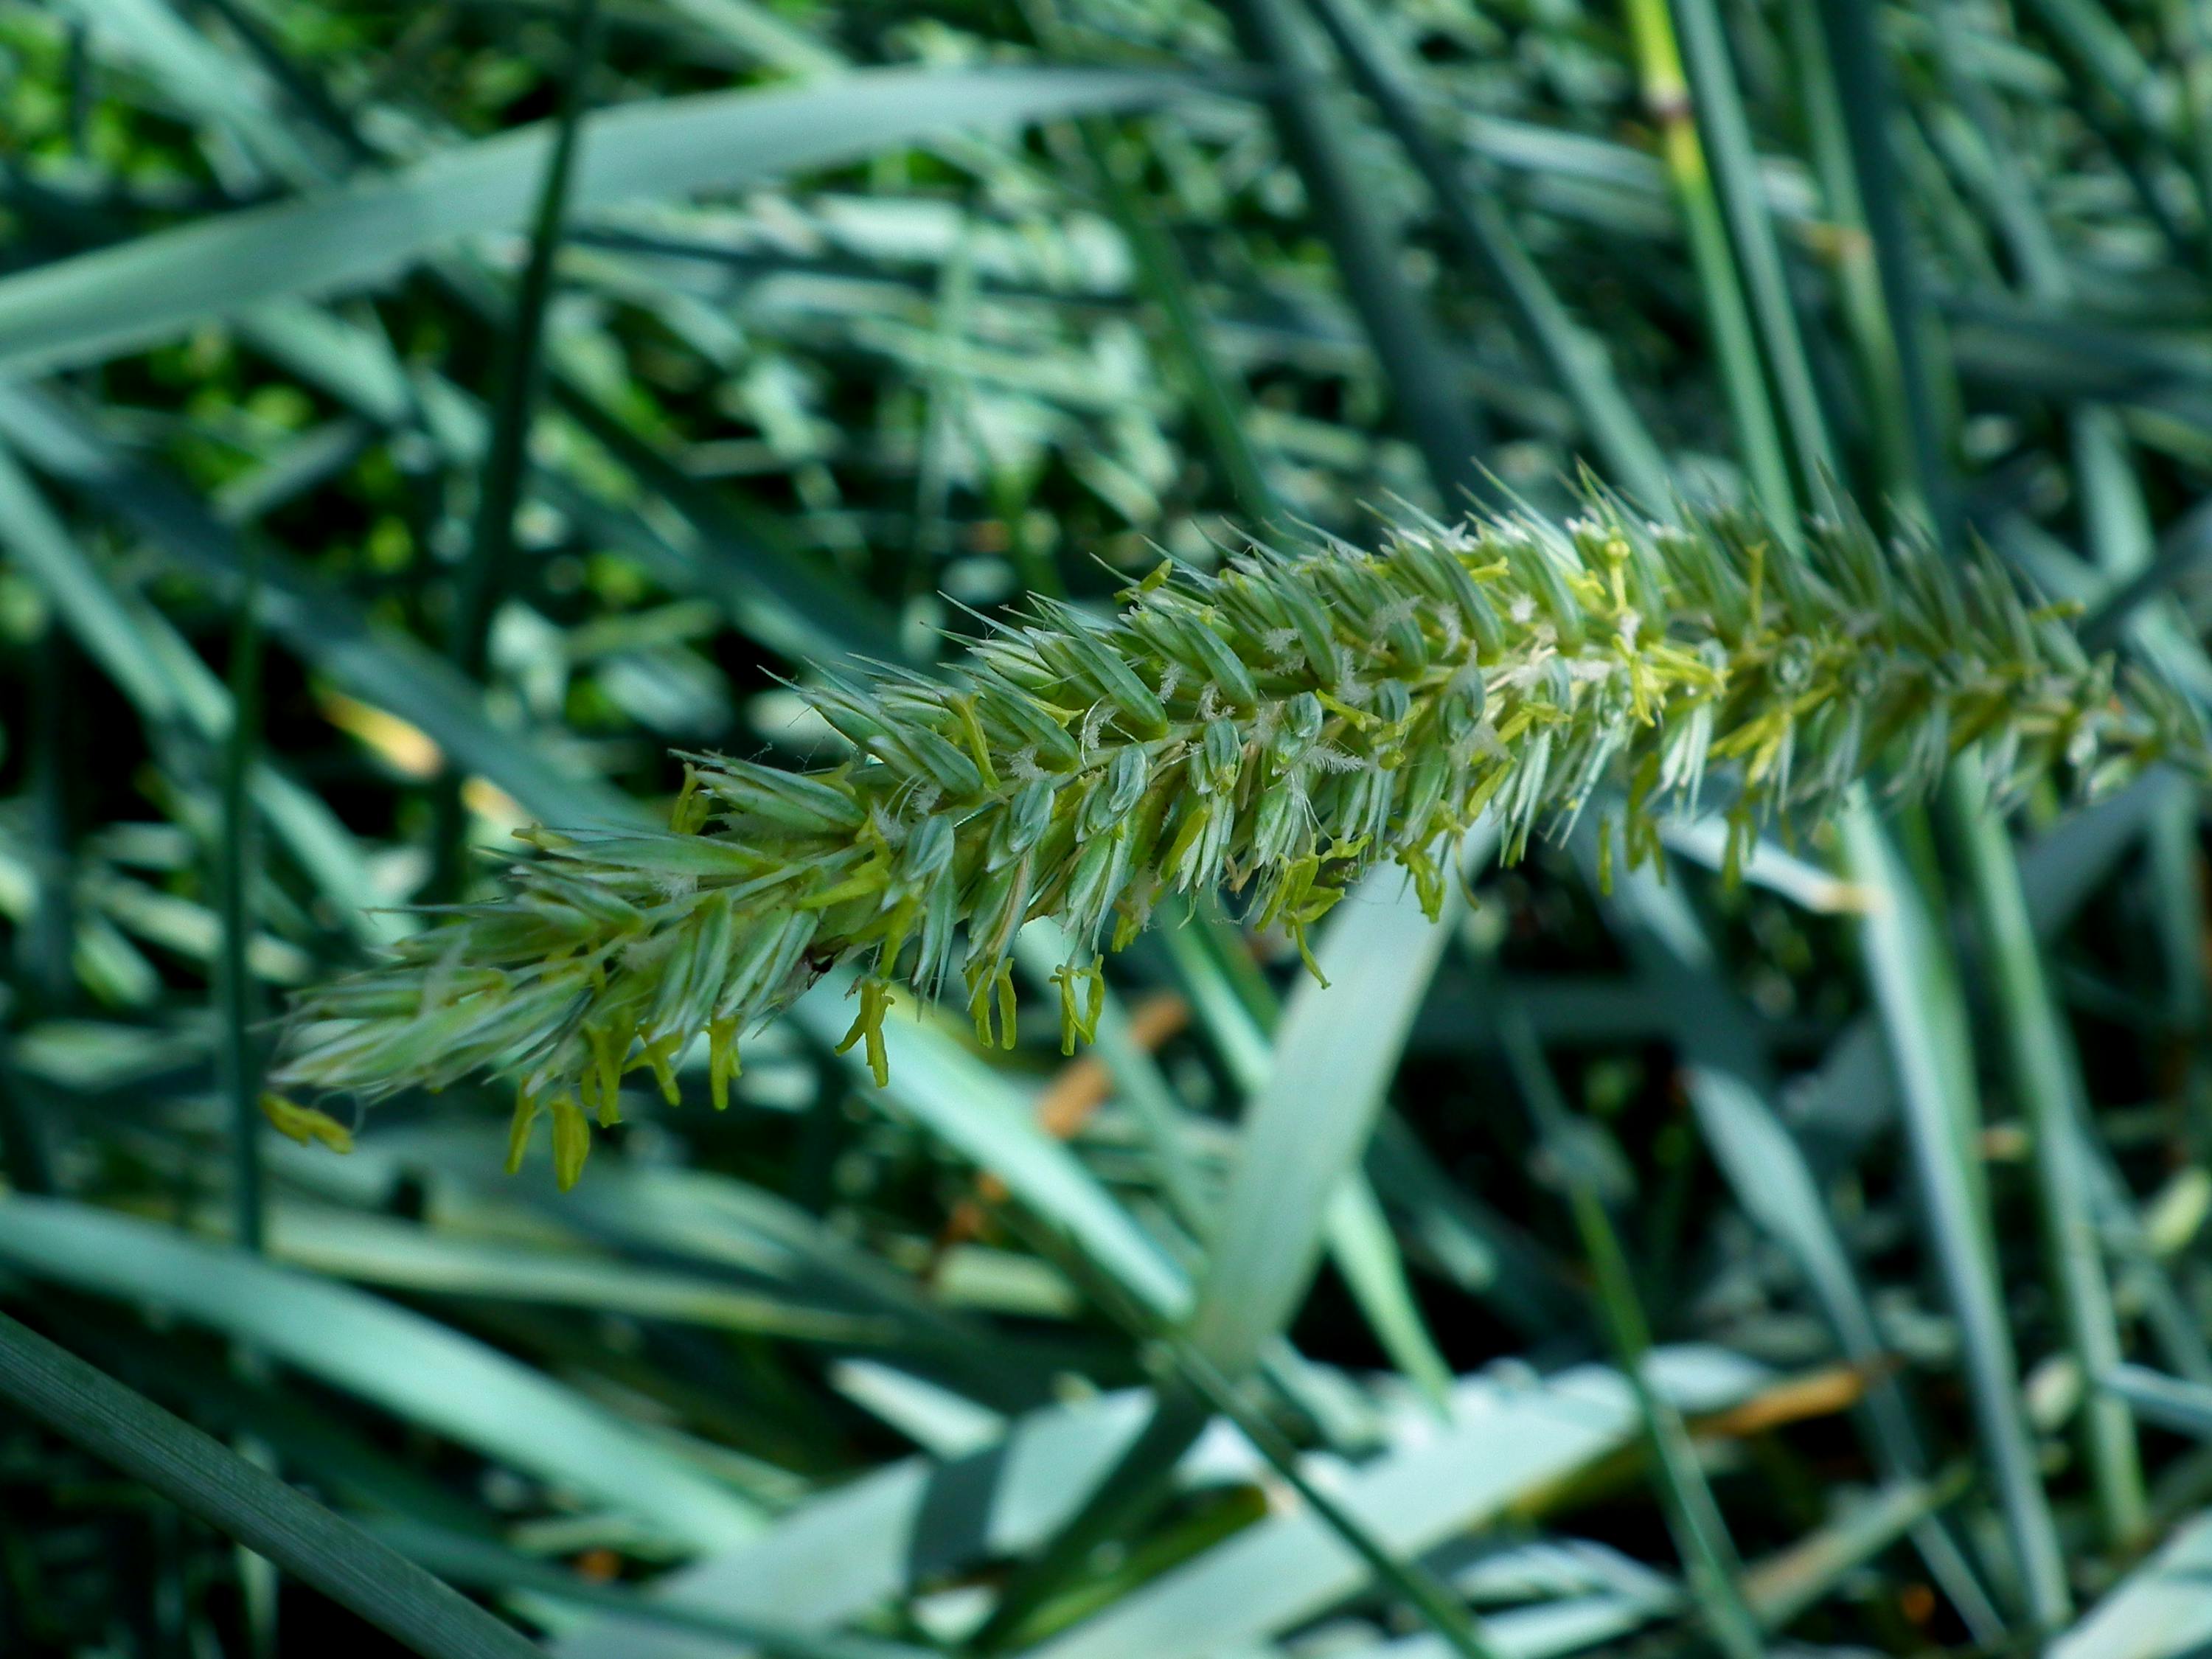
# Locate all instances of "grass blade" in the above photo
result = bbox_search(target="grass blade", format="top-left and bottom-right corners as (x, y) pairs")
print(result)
(1024, 1348), (1772, 1659)
(1595, 848), (2002, 1639)
(0, 1196), (762, 1550)
(0, 67), (1204, 378)
(0, 1309), (543, 1659)
(431, 0), (606, 900)
(791, 972), (1193, 1324)
(0, 440), (397, 942)
(1619, 0), (1795, 520)
(1500, 1007), (1764, 1659)
(218, 538), (267, 1255)
(1667, 0), (1834, 490)
(1186, 869), (1460, 1378)
(1950, 766), (2147, 1550)
(1295, 0), (1669, 501)
(1840, 794), (2073, 1630)
(1214, 0), (1489, 503)
(1162, 1339), (1503, 1659)
(0, 381), (644, 828)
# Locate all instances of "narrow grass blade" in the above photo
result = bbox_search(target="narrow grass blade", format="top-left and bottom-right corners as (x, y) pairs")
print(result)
(1499, 1009), (1764, 1659)
(1324, 1178), (1454, 1408)
(1740, 1473), (1969, 1632)
(1056, 109), (1280, 524)
(1186, 869), (1459, 1377)
(1015, 917), (1215, 1232)
(981, 870), (1464, 1642)
(0, 68), (1203, 377)
(0, 1197), (762, 1550)
(1667, 0), (1834, 490)
(1840, 794), (2073, 1630)
(2100, 1363), (2212, 1439)
(237, 297), (905, 669)
(552, 1391), (1166, 1659)
(381, 1518), (931, 1659)
(258, 1208), (898, 1342)
(1596, 847), (2000, 1638)
(1163, 1340), (1503, 1659)
(1802, 0), (1951, 516)
(0, 382), (644, 828)
(1150, 885), (1464, 1394)
(0, 1310), (543, 1659)
(1214, 0), (1489, 503)
(1950, 765), (2147, 1549)
(1296, 0), (1669, 501)
(1619, 0), (1795, 521)
(791, 971), (1193, 1324)
(218, 536), (267, 1254)
(432, 0), (607, 900)
(0, 440), (397, 942)
(445, 0), (601, 688)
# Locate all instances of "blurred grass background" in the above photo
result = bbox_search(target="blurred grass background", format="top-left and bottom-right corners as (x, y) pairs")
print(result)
(7, 0), (2212, 1654)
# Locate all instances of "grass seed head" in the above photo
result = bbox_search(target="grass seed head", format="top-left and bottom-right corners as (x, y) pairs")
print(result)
(274, 495), (2208, 1179)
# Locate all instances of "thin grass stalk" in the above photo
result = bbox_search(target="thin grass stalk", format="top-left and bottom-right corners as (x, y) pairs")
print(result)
(1014, 920), (1216, 1232)
(217, 540), (265, 1256)
(1666, 0), (1834, 493)
(1160, 891), (1459, 1403)
(1787, 7), (2084, 1619)
(1593, 845), (2003, 1641)
(1161, 1338), (1505, 1659)
(375, 1520), (931, 1659)
(0, 1048), (52, 1197)
(1950, 765), (2149, 1551)
(1840, 795), (2074, 1630)
(1924, 17), (2157, 1545)
(2162, 0), (2212, 281)
(431, 0), (604, 900)
(1499, 1007), (1764, 1659)
(1618, 0), (1795, 524)
(1295, 0), (1669, 503)
(447, 0), (602, 672)
(1214, 0), (1490, 505)
(216, 534), (279, 1659)
(2078, 1114), (2212, 1388)
(1779, 0), (1919, 515)
(27, 623), (74, 1017)
(1806, 0), (1952, 531)
(0, 1311), (544, 1659)
(911, 213), (977, 574)
(1589, 19), (1997, 1627)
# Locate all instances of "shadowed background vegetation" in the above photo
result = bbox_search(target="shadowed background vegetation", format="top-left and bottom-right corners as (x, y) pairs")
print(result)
(7, 0), (2212, 1655)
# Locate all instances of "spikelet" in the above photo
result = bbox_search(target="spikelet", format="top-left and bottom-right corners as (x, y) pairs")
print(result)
(274, 494), (2208, 1180)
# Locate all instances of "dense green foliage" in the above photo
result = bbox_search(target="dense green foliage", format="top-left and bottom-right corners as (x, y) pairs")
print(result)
(12, 1), (2212, 1658)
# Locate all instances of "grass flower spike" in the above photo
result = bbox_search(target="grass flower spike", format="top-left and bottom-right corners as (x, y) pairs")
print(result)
(276, 496), (2205, 1185)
